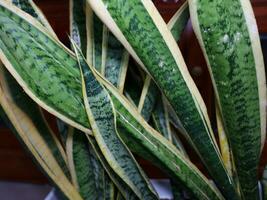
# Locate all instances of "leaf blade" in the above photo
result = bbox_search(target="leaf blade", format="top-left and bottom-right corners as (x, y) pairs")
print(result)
(86, 1), (236, 196)
(189, 0), (266, 198)
(74, 42), (159, 200)
(0, 1), (90, 133)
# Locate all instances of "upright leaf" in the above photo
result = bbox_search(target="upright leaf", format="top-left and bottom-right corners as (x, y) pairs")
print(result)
(168, 1), (189, 42)
(70, 0), (87, 55)
(87, 136), (138, 200)
(73, 42), (159, 200)
(103, 31), (129, 90)
(86, 3), (128, 92)
(86, 5), (105, 73)
(116, 192), (125, 200)
(137, 1), (189, 122)
(138, 76), (159, 121)
(70, 3), (120, 199)
(66, 128), (117, 200)
(216, 102), (232, 177)
(0, 4), (223, 198)
(103, 173), (116, 200)
(86, 1), (237, 197)
(152, 95), (187, 156)
(189, 0), (266, 198)
(97, 72), (224, 200)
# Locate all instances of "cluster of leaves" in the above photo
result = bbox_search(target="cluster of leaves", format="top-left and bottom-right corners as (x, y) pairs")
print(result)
(0, 0), (266, 200)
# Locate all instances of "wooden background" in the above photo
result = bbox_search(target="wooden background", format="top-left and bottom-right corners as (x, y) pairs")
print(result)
(0, 0), (267, 183)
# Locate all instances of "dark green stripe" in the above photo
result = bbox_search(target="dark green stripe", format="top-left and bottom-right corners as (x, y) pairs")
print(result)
(140, 80), (159, 121)
(193, 0), (262, 198)
(107, 87), (222, 199)
(96, 1), (236, 196)
(87, 136), (139, 200)
(70, 0), (87, 55)
(92, 14), (104, 72)
(0, 5), (89, 128)
(104, 32), (127, 88)
(75, 44), (158, 200)
(0, 4), (222, 199)
(72, 130), (102, 200)
(12, 0), (42, 25)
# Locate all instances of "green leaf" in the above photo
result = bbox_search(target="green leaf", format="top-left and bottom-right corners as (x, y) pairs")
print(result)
(0, 1), (90, 133)
(152, 96), (172, 141)
(136, 1), (189, 123)
(67, 127), (118, 200)
(73, 42), (159, 200)
(104, 173), (116, 200)
(86, 1), (236, 196)
(215, 102), (233, 177)
(116, 192), (125, 200)
(0, 2), (82, 198)
(70, 0), (87, 55)
(87, 135), (139, 200)
(152, 95), (187, 156)
(11, 0), (57, 37)
(138, 76), (159, 121)
(86, 5), (105, 73)
(0, 4), (222, 198)
(98, 74), (224, 200)
(103, 31), (129, 91)
(1, 66), (70, 176)
(152, 96), (188, 199)
(70, 5), (121, 199)
(86, 4), (128, 93)
(168, 1), (189, 42)
(189, 0), (266, 198)
(124, 66), (143, 106)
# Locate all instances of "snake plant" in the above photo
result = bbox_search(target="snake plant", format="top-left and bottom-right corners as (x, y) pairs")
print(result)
(0, 0), (265, 199)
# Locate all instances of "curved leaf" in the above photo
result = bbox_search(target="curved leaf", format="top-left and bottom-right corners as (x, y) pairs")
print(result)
(137, 1), (189, 123)
(1, 66), (70, 176)
(0, 2), (90, 133)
